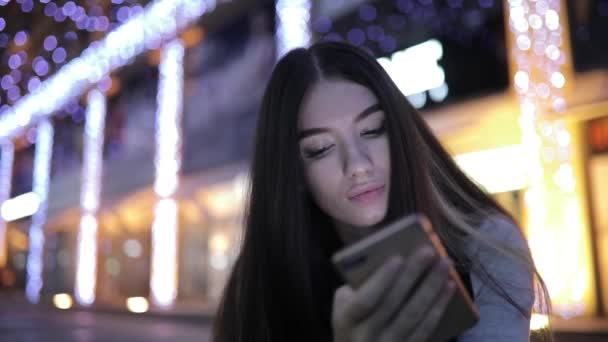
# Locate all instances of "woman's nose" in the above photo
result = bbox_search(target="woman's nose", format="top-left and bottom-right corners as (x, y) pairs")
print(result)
(343, 141), (373, 180)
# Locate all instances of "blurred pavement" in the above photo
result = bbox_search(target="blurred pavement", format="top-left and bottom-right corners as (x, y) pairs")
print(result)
(1, 292), (607, 342)
(0, 293), (212, 342)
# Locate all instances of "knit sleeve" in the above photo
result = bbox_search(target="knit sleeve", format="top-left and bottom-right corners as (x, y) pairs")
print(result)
(458, 216), (535, 342)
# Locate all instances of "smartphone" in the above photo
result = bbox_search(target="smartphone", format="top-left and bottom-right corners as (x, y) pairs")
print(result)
(331, 214), (479, 342)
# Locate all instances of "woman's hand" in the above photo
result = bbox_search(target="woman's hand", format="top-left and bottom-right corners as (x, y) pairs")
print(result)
(332, 247), (456, 342)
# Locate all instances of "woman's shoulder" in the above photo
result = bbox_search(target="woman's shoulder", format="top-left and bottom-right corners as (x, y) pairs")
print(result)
(458, 214), (535, 341)
(465, 213), (535, 310)
(468, 214), (530, 257)
(479, 214), (524, 239)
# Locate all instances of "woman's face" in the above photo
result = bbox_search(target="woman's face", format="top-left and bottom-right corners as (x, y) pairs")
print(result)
(298, 79), (391, 242)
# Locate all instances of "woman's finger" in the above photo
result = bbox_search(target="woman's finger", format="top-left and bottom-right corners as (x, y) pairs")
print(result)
(389, 257), (452, 337)
(408, 281), (456, 342)
(332, 285), (356, 342)
(342, 256), (404, 323)
(333, 285), (355, 317)
(364, 247), (436, 333)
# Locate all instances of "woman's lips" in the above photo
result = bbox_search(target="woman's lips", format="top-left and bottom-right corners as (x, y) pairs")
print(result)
(348, 185), (385, 203)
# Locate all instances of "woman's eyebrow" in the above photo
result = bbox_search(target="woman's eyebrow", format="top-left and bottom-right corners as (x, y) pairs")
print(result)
(354, 103), (382, 123)
(298, 103), (382, 141)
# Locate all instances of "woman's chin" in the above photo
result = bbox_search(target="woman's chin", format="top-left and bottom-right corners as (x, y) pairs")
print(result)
(346, 200), (388, 226)
(348, 211), (386, 229)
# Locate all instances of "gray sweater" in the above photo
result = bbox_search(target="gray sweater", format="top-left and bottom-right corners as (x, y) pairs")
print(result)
(458, 216), (535, 341)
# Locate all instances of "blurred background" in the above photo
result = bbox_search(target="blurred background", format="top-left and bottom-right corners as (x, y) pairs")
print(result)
(0, 0), (607, 341)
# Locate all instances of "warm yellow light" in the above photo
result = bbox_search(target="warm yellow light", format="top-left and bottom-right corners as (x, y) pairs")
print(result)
(506, 0), (596, 317)
(126, 297), (149, 313)
(101, 212), (121, 236)
(454, 145), (527, 194)
(8, 229), (28, 251)
(120, 208), (142, 231)
(210, 233), (229, 253)
(199, 174), (248, 220)
(200, 189), (235, 219)
(53, 293), (73, 310)
(180, 26), (204, 48)
(527, 194), (594, 317)
(530, 313), (549, 331)
(181, 200), (202, 224)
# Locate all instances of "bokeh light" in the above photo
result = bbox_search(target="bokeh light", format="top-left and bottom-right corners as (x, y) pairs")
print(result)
(43, 35), (58, 51)
(52, 47), (67, 64)
(53, 293), (73, 310)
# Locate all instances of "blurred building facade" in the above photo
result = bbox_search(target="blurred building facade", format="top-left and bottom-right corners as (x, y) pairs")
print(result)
(0, 0), (606, 328)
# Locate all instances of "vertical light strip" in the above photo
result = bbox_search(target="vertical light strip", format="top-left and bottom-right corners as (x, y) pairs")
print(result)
(0, 0), (212, 142)
(75, 90), (106, 306)
(25, 119), (54, 303)
(506, 0), (594, 317)
(275, 0), (312, 59)
(150, 39), (184, 308)
(0, 142), (14, 268)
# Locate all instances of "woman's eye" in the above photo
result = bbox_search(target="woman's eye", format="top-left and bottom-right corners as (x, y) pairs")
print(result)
(303, 145), (333, 159)
(361, 120), (386, 137)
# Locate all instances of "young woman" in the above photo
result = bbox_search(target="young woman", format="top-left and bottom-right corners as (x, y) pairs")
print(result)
(212, 41), (551, 342)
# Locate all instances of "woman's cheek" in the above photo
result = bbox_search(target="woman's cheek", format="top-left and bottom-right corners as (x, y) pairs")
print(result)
(305, 158), (342, 198)
(369, 138), (390, 170)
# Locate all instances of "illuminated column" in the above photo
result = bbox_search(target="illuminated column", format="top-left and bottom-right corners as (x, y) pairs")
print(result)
(0, 142), (14, 268)
(75, 90), (107, 306)
(204, 174), (248, 302)
(275, 0), (312, 59)
(505, 0), (596, 317)
(150, 39), (184, 308)
(25, 119), (53, 303)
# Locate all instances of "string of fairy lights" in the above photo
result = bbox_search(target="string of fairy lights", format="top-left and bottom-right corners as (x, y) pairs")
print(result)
(150, 39), (184, 308)
(25, 118), (53, 303)
(507, 0), (590, 318)
(74, 89), (106, 306)
(314, 0), (506, 108)
(0, 0), (306, 310)
(0, 0), (600, 318)
(0, 0), (211, 307)
(0, 143), (13, 268)
(0, 0), (152, 112)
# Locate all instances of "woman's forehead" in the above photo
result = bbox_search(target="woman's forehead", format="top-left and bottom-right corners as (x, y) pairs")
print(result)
(298, 79), (378, 127)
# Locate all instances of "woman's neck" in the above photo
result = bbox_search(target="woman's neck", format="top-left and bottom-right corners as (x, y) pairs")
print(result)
(333, 220), (376, 245)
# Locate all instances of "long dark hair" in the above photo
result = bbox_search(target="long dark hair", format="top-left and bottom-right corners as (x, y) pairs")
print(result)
(212, 42), (550, 342)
